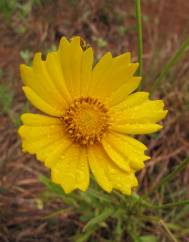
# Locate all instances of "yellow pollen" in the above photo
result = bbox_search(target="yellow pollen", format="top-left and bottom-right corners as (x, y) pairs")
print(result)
(63, 97), (109, 145)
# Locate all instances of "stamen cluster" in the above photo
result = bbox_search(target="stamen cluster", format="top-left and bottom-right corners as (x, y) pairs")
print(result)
(63, 97), (109, 145)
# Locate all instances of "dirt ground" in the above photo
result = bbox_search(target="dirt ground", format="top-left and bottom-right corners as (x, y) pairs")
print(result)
(0, 0), (189, 241)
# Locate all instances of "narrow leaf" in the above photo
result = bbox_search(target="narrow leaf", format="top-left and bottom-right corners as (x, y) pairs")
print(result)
(39, 175), (78, 207)
(158, 157), (189, 187)
(83, 208), (113, 232)
(155, 200), (189, 209)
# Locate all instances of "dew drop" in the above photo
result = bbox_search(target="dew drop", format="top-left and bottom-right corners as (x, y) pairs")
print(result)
(76, 170), (85, 182)
(108, 167), (117, 176)
(66, 173), (75, 181)
(60, 155), (65, 160)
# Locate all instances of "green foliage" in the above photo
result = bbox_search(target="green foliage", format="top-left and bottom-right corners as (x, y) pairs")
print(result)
(0, 68), (4, 79)
(0, 84), (14, 114)
(117, 26), (128, 36)
(0, 0), (16, 18)
(20, 49), (33, 65)
(92, 36), (107, 48)
(39, 157), (189, 242)
(139, 235), (157, 242)
(149, 157), (189, 194)
(0, 0), (47, 20)
(131, 235), (157, 242)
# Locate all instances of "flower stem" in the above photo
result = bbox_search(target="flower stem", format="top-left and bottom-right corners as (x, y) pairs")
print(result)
(135, 0), (143, 76)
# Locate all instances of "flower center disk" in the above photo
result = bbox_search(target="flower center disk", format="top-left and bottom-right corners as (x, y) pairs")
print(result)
(63, 97), (109, 145)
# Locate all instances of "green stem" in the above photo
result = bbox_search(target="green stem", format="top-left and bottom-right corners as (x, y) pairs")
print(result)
(135, 0), (143, 76)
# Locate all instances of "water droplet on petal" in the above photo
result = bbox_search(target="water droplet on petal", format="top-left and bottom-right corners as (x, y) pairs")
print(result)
(76, 170), (85, 182)
(60, 155), (65, 160)
(66, 173), (75, 181)
(108, 167), (117, 176)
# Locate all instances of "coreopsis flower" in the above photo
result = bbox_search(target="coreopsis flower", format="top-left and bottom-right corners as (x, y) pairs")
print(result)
(18, 36), (167, 194)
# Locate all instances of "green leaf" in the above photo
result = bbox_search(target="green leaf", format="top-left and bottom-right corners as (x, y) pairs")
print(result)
(155, 200), (189, 209)
(140, 235), (157, 242)
(20, 49), (32, 64)
(73, 230), (93, 242)
(83, 207), (113, 232)
(0, 84), (14, 114)
(39, 175), (78, 207)
(39, 175), (65, 195)
(132, 235), (157, 242)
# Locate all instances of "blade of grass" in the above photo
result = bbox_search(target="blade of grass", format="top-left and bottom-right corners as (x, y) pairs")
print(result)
(155, 200), (189, 209)
(42, 208), (73, 220)
(151, 37), (189, 93)
(157, 157), (189, 188)
(75, 230), (94, 242)
(159, 219), (178, 242)
(87, 187), (111, 202)
(135, 0), (143, 76)
(149, 157), (189, 193)
(139, 198), (189, 210)
(83, 207), (113, 232)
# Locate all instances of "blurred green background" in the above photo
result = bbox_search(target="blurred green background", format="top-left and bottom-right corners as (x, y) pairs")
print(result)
(0, 0), (189, 241)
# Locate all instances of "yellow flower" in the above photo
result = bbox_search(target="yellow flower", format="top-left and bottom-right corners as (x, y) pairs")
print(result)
(18, 36), (167, 194)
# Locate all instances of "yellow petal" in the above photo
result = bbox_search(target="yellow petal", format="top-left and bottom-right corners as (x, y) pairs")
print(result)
(21, 53), (68, 109)
(87, 52), (112, 95)
(111, 123), (163, 134)
(102, 138), (131, 172)
(110, 92), (149, 111)
(112, 100), (168, 124)
(110, 92), (167, 135)
(23, 86), (64, 117)
(18, 124), (63, 140)
(77, 148), (90, 191)
(88, 145), (112, 193)
(18, 116), (65, 153)
(45, 51), (72, 104)
(19, 113), (72, 168)
(91, 56), (139, 99)
(105, 77), (141, 106)
(20, 64), (63, 110)
(21, 113), (62, 126)
(102, 132), (149, 171)
(21, 130), (63, 154)
(19, 114), (64, 151)
(58, 36), (83, 97)
(80, 47), (93, 96)
(70, 37), (83, 96)
(37, 138), (70, 164)
(58, 37), (73, 95)
(88, 145), (138, 194)
(44, 138), (71, 168)
(51, 145), (89, 193)
(112, 52), (131, 65)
